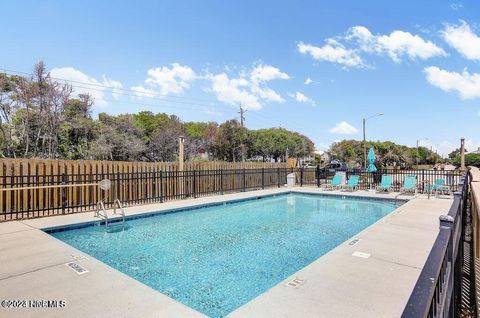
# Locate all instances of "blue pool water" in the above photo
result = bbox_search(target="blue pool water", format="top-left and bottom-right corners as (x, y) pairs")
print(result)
(49, 193), (398, 317)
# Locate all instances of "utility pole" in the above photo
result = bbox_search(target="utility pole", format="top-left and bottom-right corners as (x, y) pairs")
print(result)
(238, 104), (246, 127)
(239, 104), (247, 162)
(178, 136), (185, 170)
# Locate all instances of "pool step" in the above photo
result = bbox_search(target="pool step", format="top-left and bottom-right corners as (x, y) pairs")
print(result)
(106, 221), (128, 233)
(94, 199), (126, 231)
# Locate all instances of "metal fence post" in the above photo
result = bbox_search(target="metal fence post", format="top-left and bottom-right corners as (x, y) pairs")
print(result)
(159, 170), (163, 203)
(300, 167), (304, 187)
(422, 169), (425, 192)
(243, 168), (246, 192)
(220, 169), (224, 195)
(277, 167), (280, 188)
(61, 173), (68, 214)
(316, 165), (320, 187)
(262, 168), (265, 189)
(193, 169), (197, 198)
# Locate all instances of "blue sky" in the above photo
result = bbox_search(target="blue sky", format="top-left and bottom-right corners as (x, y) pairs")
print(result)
(1, 1), (480, 156)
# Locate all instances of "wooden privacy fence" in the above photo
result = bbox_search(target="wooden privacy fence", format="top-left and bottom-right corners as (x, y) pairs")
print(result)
(0, 159), (286, 221)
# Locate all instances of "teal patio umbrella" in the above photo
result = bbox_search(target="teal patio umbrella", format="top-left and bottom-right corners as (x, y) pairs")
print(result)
(366, 147), (377, 172)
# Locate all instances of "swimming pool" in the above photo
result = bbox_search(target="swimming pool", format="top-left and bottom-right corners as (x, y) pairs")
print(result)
(49, 193), (399, 317)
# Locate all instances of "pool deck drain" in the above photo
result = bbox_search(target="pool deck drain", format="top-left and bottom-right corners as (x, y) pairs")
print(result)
(0, 187), (453, 318)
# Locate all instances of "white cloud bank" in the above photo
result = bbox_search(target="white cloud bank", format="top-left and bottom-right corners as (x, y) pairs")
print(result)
(297, 40), (364, 68)
(298, 26), (445, 67)
(132, 63), (196, 97)
(329, 121), (359, 134)
(347, 26), (446, 62)
(50, 67), (123, 106)
(207, 64), (289, 110)
(442, 21), (480, 61)
(424, 66), (480, 100)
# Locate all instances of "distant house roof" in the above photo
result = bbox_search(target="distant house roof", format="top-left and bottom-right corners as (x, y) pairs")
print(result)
(471, 147), (480, 154)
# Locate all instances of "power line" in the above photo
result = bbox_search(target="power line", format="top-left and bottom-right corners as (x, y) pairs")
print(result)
(60, 82), (218, 108)
(99, 96), (228, 114)
(0, 67), (220, 105)
(1, 67), (313, 135)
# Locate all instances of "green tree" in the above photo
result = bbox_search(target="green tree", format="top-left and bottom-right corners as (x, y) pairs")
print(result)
(58, 95), (96, 159)
(211, 120), (247, 162)
(453, 153), (480, 167)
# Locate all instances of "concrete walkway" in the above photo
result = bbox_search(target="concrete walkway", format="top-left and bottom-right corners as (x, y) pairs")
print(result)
(0, 187), (452, 318)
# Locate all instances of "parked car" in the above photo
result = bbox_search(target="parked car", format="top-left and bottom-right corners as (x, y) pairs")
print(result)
(324, 161), (347, 172)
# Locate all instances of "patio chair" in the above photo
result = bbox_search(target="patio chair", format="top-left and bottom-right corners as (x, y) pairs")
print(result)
(343, 175), (360, 192)
(376, 175), (393, 192)
(400, 175), (417, 194)
(324, 174), (343, 190)
(426, 178), (452, 196)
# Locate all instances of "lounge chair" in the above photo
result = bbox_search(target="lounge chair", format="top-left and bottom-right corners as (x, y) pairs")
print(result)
(426, 178), (452, 196)
(324, 174), (343, 190)
(376, 175), (393, 192)
(343, 175), (360, 192)
(400, 175), (417, 194)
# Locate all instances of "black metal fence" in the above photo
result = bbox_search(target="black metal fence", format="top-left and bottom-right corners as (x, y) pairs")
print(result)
(401, 172), (477, 317)
(0, 167), (464, 221)
(297, 167), (463, 192)
(0, 168), (289, 221)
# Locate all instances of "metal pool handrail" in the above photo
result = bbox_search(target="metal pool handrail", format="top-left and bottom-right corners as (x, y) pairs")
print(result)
(401, 172), (473, 318)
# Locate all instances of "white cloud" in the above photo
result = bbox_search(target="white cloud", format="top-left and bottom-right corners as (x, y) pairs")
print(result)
(208, 73), (262, 109)
(49, 67), (122, 106)
(141, 63), (196, 95)
(377, 31), (446, 62)
(250, 64), (289, 83)
(304, 78), (313, 85)
(288, 91), (316, 106)
(329, 121), (359, 134)
(347, 26), (446, 62)
(442, 21), (480, 61)
(102, 75), (123, 100)
(297, 40), (364, 68)
(299, 26), (445, 67)
(424, 66), (480, 99)
(207, 64), (289, 110)
(347, 26), (376, 52)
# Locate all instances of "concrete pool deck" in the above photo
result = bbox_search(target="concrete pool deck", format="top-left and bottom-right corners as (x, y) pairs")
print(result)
(0, 187), (453, 317)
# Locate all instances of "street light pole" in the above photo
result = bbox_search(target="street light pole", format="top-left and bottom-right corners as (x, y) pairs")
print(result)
(363, 113), (384, 169)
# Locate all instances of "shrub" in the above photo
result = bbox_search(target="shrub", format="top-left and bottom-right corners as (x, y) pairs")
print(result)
(453, 153), (480, 167)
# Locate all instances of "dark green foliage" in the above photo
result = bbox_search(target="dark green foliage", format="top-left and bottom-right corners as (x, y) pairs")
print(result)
(453, 153), (480, 167)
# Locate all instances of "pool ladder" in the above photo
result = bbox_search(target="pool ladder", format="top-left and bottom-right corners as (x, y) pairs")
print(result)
(95, 199), (126, 230)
